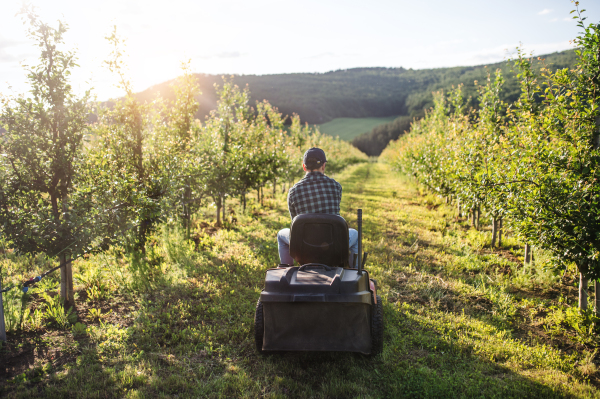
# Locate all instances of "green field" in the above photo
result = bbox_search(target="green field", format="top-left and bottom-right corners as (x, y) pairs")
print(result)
(316, 116), (399, 141)
(2, 162), (600, 398)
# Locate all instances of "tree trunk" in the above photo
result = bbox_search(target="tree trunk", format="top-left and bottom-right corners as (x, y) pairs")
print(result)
(216, 196), (222, 226)
(60, 253), (73, 309)
(471, 208), (475, 227)
(273, 178), (277, 198)
(524, 244), (531, 264)
(260, 186), (264, 206)
(476, 205), (481, 230)
(257, 188), (261, 205)
(498, 218), (503, 247)
(242, 193), (246, 213)
(491, 217), (498, 248)
(457, 199), (462, 218)
(580, 272), (589, 310)
(222, 196), (226, 224)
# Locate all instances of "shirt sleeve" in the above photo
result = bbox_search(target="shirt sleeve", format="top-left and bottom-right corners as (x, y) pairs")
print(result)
(288, 188), (297, 219)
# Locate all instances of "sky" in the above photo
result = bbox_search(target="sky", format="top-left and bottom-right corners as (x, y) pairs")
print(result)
(0, 0), (598, 101)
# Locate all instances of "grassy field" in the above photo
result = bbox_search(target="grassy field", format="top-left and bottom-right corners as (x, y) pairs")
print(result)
(2, 162), (600, 398)
(316, 116), (399, 141)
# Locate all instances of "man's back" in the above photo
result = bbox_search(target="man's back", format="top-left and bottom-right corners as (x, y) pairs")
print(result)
(287, 171), (342, 219)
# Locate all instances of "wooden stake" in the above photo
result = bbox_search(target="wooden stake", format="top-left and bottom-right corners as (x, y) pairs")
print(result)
(580, 272), (589, 310)
(524, 244), (531, 264)
(0, 284), (6, 342)
(498, 218), (503, 247)
(595, 280), (600, 317)
(222, 196), (226, 224)
(491, 217), (498, 248)
(60, 253), (74, 309)
(216, 196), (222, 226)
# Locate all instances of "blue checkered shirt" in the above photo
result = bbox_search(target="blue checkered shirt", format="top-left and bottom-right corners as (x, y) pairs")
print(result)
(287, 172), (342, 219)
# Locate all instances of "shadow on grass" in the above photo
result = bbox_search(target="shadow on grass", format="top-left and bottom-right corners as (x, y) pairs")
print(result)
(251, 305), (573, 399)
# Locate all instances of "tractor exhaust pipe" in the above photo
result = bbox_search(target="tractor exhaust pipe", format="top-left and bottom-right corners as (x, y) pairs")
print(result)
(357, 209), (362, 274)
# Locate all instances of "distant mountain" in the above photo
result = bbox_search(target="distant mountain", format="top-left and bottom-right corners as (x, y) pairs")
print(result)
(136, 49), (577, 128)
(351, 50), (579, 155)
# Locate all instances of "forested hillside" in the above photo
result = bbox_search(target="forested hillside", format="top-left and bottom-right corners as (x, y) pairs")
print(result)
(136, 49), (577, 128)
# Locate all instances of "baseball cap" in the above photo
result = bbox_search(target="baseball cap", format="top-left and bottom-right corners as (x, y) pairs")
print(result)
(303, 147), (327, 168)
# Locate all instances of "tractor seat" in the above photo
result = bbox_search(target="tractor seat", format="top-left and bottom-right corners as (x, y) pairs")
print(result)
(289, 213), (349, 267)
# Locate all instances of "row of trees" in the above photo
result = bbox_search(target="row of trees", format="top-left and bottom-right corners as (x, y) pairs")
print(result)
(0, 10), (367, 307)
(381, 7), (600, 310)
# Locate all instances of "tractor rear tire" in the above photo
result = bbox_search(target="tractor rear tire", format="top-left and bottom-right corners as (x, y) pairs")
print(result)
(371, 294), (384, 355)
(254, 299), (265, 354)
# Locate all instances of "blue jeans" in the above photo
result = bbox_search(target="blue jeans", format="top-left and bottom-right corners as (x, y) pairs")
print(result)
(277, 228), (359, 266)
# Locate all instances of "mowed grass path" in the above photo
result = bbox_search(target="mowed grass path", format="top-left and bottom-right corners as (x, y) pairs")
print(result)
(317, 116), (398, 141)
(4, 163), (599, 398)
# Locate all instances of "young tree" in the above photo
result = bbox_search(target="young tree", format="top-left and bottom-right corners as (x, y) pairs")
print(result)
(89, 27), (179, 254)
(198, 79), (250, 225)
(166, 60), (202, 237)
(469, 69), (508, 241)
(0, 9), (91, 307)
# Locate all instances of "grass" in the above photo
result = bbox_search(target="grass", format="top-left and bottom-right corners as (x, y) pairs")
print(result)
(1, 162), (600, 398)
(316, 116), (399, 141)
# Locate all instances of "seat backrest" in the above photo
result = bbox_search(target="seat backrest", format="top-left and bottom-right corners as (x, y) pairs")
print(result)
(289, 213), (349, 267)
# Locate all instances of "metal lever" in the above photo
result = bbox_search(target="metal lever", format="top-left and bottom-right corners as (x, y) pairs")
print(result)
(357, 209), (362, 274)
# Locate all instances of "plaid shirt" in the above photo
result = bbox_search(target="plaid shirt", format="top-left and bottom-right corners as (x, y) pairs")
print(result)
(287, 172), (342, 219)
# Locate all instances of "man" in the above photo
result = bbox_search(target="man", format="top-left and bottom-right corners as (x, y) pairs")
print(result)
(277, 147), (359, 266)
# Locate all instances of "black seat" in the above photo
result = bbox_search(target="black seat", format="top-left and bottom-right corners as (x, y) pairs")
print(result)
(289, 213), (349, 267)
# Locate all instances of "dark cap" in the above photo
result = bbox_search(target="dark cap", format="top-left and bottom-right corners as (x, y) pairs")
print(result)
(303, 147), (327, 168)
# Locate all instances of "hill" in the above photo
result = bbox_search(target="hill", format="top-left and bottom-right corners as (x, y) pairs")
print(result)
(133, 49), (577, 153)
(351, 50), (579, 155)
(136, 50), (576, 123)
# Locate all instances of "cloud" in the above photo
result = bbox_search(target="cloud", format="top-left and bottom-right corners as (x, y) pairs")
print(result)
(0, 36), (24, 50)
(196, 51), (243, 60)
(306, 52), (336, 59)
(0, 36), (29, 63)
(436, 39), (464, 46)
(454, 40), (574, 68)
(538, 9), (553, 15)
(0, 50), (16, 62)
(216, 51), (241, 59)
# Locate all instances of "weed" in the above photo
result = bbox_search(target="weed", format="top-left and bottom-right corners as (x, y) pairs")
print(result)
(86, 284), (109, 302)
(71, 322), (87, 336)
(466, 229), (487, 250)
(27, 308), (44, 331)
(42, 293), (76, 329)
(88, 308), (112, 321)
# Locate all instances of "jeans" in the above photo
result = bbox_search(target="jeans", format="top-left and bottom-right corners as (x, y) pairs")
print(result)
(277, 228), (359, 266)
